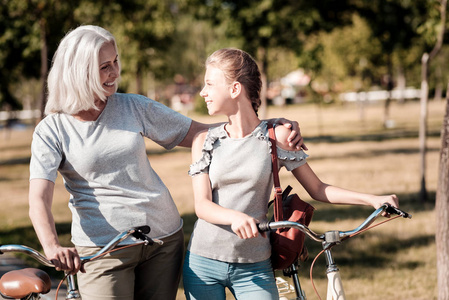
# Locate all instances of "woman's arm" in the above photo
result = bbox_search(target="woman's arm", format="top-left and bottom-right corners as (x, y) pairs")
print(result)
(29, 179), (83, 274)
(190, 131), (262, 239)
(179, 118), (306, 149)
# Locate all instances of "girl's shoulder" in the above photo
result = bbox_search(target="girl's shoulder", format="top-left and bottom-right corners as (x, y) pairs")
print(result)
(274, 124), (296, 151)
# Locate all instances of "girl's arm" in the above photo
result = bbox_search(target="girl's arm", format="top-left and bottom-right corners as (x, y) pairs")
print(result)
(190, 131), (262, 239)
(274, 125), (399, 209)
(29, 179), (83, 274)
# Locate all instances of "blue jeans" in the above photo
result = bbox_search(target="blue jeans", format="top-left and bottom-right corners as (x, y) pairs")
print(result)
(183, 251), (279, 300)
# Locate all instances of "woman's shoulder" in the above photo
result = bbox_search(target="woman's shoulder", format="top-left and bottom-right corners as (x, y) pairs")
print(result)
(112, 92), (150, 104)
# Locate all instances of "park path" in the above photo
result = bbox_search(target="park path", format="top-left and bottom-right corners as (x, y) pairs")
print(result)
(0, 253), (67, 300)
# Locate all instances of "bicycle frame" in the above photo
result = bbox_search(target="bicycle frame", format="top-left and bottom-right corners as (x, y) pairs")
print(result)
(0, 225), (162, 300)
(260, 203), (411, 300)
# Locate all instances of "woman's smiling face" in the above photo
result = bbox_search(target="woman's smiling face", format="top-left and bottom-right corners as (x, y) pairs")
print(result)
(98, 42), (120, 98)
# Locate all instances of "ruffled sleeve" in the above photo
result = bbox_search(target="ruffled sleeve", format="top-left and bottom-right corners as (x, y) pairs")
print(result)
(188, 125), (227, 176)
(261, 121), (309, 171)
(277, 148), (309, 171)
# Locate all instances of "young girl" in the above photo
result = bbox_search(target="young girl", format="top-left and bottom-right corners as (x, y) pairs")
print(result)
(182, 48), (399, 300)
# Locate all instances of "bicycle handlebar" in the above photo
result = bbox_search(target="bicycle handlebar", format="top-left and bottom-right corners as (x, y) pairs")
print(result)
(258, 203), (411, 244)
(0, 225), (163, 267)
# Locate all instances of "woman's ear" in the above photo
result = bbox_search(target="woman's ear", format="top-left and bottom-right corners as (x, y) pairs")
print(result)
(230, 81), (242, 99)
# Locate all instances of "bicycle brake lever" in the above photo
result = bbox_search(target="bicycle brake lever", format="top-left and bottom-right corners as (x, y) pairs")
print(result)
(385, 204), (412, 219)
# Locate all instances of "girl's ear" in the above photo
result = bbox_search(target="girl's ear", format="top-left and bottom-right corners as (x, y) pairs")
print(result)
(230, 81), (242, 99)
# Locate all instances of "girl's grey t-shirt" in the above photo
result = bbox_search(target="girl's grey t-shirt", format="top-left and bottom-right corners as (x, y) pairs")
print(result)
(187, 121), (308, 263)
(30, 93), (192, 246)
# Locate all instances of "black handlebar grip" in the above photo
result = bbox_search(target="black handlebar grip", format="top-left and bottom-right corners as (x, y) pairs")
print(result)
(385, 205), (412, 219)
(257, 222), (270, 232)
(132, 225), (152, 244)
(135, 225), (151, 234)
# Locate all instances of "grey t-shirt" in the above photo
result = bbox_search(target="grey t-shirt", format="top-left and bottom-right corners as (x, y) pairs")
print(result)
(30, 93), (192, 246)
(188, 121), (308, 263)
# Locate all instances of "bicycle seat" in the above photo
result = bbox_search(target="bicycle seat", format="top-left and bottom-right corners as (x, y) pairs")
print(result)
(0, 268), (51, 299)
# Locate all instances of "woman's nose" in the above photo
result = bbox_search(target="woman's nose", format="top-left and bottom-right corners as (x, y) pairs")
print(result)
(111, 65), (119, 78)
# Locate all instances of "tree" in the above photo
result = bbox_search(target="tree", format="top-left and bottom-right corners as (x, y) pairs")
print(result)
(436, 80), (449, 300)
(419, 0), (447, 203)
(75, 0), (178, 96)
(355, 0), (428, 126)
(185, 0), (354, 117)
(1, 0), (80, 119)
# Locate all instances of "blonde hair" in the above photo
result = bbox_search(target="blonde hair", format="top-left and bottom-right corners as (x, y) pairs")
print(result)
(206, 48), (261, 114)
(45, 25), (121, 115)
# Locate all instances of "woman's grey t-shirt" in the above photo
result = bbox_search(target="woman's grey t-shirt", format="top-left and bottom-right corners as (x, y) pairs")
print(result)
(187, 121), (308, 263)
(30, 93), (192, 246)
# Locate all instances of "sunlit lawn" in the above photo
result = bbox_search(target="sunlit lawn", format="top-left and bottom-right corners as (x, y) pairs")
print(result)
(0, 99), (443, 299)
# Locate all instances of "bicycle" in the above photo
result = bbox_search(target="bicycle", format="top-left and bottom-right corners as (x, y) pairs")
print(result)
(258, 203), (412, 300)
(0, 225), (162, 300)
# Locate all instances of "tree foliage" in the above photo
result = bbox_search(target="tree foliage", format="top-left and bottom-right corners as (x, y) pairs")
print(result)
(1, 0), (449, 111)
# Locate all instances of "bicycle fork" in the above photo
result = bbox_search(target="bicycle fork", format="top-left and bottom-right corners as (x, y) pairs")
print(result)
(324, 249), (346, 300)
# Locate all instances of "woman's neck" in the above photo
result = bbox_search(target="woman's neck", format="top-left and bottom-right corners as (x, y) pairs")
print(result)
(73, 99), (107, 122)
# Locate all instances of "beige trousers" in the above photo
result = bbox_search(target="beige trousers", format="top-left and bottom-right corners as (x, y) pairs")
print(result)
(76, 229), (184, 300)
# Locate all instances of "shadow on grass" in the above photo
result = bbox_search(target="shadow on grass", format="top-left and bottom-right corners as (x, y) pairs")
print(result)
(182, 190), (436, 281)
(309, 191), (435, 223)
(0, 193), (434, 281)
(300, 232), (435, 280)
(0, 223), (72, 279)
(305, 128), (441, 144)
(0, 157), (31, 166)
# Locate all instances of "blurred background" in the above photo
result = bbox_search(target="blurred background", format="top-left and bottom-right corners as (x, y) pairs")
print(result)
(0, 0), (447, 121)
(1, 1), (449, 299)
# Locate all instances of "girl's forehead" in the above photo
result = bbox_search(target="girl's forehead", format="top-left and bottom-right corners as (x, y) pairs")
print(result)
(205, 66), (225, 80)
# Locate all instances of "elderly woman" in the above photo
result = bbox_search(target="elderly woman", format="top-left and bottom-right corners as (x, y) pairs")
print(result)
(28, 25), (303, 300)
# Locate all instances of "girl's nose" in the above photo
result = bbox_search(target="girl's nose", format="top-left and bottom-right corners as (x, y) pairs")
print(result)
(200, 87), (206, 97)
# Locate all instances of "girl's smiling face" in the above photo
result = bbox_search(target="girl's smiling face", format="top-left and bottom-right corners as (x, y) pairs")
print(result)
(199, 66), (232, 116)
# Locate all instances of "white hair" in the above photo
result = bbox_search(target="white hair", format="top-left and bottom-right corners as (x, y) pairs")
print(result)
(45, 25), (121, 115)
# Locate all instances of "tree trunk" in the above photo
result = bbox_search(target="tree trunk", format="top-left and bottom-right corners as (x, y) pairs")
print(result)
(257, 47), (268, 119)
(419, 0), (447, 202)
(434, 62), (443, 101)
(39, 18), (48, 121)
(383, 56), (393, 128)
(436, 80), (449, 300)
(419, 53), (429, 202)
(396, 64), (406, 103)
(136, 64), (144, 95)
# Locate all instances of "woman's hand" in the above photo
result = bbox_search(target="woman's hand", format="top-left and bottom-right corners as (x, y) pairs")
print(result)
(230, 212), (265, 239)
(45, 246), (84, 275)
(273, 118), (307, 150)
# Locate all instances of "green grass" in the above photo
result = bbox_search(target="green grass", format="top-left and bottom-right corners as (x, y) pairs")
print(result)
(0, 99), (443, 299)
